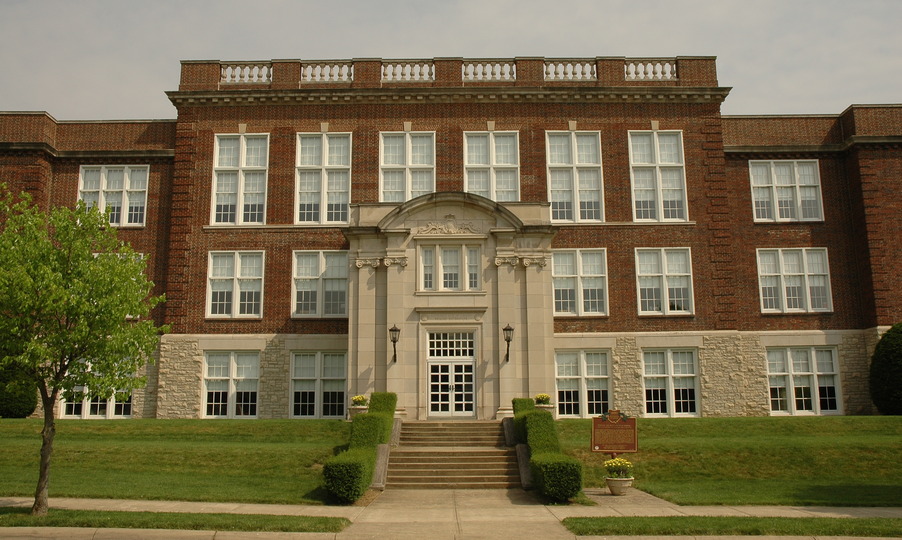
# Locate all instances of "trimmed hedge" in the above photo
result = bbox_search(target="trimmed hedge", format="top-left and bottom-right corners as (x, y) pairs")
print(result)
(349, 412), (392, 448)
(368, 392), (397, 414)
(512, 398), (535, 414)
(513, 403), (583, 502)
(322, 447), (376, 504)
(525, 409), (561, 454)
(323, 392), (397, 504)
(530, 452), (583, 502)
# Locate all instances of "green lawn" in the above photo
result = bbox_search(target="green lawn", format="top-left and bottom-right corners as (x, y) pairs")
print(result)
(0, 507), (349, 532)
(562, 516), (902, 537)
(558, 416), (902, 506)
(0, 419), (350, 504)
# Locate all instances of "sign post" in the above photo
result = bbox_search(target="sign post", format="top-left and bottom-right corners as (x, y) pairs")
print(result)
(591, 410), (637, 458)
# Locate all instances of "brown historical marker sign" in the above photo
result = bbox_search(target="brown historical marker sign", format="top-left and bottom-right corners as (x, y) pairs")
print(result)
(591, 410), (638, 453)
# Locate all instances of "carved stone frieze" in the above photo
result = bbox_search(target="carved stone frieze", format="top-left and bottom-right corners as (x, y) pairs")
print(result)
(418, 221), (481, 235)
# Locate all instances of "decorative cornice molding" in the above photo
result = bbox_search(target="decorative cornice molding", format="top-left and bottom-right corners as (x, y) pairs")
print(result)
(521, 257), (548, 267)
(354, 258), (381, 269)
(383, 257), (408, 267)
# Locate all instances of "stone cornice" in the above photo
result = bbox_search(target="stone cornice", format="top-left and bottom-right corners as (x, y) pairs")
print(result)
(725, 135), (902, 156)
(0, 142), (175, 159)
(166, 85), (731, 108)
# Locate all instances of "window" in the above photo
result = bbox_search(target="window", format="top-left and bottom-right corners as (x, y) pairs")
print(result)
(291, 352), (347, 418)
(629, 131), (687, 221)
(380, 132), (435, 202)
(79, 165), (148, 226)
(643, 349), (698, 417)
(749, 160), (823, 222)
(61, 387), (132, 419)
(757, 248), (832, 313)
(204, 352), (259, 418)
(207, 252), (264, 318)
(546, 131), (603, 222)
(297, 133), (351, 224)
(212, 134), (268, 225)
(420, 245), (481, 292)
(464, 132), (519, 201)
(767, 347), (841, 415)
(635, 248), (693, 315)
(292, 251), (349, 317)
(552, 250), (608, 316)
(555, 350), (610, 417)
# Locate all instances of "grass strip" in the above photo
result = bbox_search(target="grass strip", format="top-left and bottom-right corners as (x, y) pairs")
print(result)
(0, 507), (350, 533)
(562, 516), (902, 537)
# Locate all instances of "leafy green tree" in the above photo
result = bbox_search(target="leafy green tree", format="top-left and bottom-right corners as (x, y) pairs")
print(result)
(0, 188), (166, 515)
(0, 363), (38, 418)
(869, 322), (902, 415)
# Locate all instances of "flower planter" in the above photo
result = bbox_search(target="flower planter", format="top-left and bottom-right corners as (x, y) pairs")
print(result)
(347, 405), (368, 421)
(535, 403), (554, 413)
(605, 477), (634, 496)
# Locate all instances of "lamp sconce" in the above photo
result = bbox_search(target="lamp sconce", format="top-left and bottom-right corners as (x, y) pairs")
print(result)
(502, 324), (514, 362)
(389, 324), (400, 363)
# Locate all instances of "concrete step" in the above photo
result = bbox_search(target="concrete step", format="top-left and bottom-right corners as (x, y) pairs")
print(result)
(386, 421), (520, 490)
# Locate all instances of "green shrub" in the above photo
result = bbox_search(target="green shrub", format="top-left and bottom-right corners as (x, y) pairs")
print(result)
(368, 392), (397, 414)
(512, 397), (535, 415)
(870, 323), (902, 415)
(0, 364), (38, 418)
(525, 409), (560, 454)
(322, 447), (376, 504)
(348, 412), (392, 448)
(530, 452), (583, 502)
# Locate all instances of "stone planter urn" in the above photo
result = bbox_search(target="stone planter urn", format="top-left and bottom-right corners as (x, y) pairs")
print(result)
(605, 477), (634, 496)
(347, 405), (368, 421)
(535, 403), (554, 413)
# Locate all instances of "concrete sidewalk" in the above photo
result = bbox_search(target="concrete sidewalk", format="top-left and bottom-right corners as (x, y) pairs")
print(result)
(2, 488), (901, 539)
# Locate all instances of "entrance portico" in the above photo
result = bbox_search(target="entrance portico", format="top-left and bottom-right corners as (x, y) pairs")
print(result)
(345, 193), (556, 419)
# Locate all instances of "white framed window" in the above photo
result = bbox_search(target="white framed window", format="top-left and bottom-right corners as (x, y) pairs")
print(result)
(555, 350), (610, 417)
(207, 251), (264, 318)
(546, 131), (603, 222)
(749, 160), (823, 222)
(629, 131), (687, 222)
(767, 347), (841, 415)
(296, 133), (351, 224)
(643, 349), (698, 417)
(380, 132), (435, 202)
(420, 245), (481, 292)
(292, 251), (349, 317)
(464, 131), (519, 201)
(61, 387), (132, 419)
(291, 351), (347, 418)
(635, 248), (693, 315)
(78, 165), (149, 227)
(757, 248), (832, 313)
(212, 134), (268, 225)
(552, 250), (608, 316)
(204, 352), (259, 418)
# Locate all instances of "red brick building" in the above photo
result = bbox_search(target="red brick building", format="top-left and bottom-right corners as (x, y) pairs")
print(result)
(1, 56), (899, 419)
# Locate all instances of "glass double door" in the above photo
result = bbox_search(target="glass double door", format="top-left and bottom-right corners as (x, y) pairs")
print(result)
(428, 362), (475, 417)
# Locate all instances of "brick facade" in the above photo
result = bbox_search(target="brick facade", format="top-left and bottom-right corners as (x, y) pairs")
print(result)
(1, 56), (899, 420)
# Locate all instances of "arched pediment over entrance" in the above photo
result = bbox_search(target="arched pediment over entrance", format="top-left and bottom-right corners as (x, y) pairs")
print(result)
(376, 192), (526, 234)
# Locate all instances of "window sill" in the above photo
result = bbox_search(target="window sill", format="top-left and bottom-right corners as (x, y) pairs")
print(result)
(415, 290), (487, 297)
(760, 310), (833, 316)
(290, 315), (349, 320)
(204, 316), (264, 321)
(637, 313), (695, 318)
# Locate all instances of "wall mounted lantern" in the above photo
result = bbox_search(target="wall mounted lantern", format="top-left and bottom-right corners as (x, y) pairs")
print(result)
(502, 324), (514, 362)
(389, 324), (401, 363)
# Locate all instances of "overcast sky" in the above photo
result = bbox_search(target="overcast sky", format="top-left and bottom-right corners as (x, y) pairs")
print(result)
(2, 0), (899, 120)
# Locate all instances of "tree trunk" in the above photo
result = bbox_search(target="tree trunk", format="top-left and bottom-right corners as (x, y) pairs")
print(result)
(31, 385), (57, 516)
